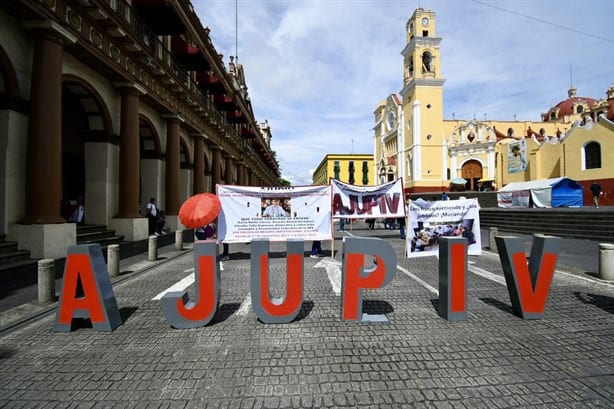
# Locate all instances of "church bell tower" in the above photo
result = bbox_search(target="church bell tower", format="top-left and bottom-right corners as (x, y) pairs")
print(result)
(400, 8), (446, 192)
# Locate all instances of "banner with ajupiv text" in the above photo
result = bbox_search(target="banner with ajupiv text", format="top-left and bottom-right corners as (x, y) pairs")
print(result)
(330, 178), (405, 219)
(217, 185), (332, 243)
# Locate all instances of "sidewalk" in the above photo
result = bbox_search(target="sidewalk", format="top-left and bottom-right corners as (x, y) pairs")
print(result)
(0, 241), (194, 332)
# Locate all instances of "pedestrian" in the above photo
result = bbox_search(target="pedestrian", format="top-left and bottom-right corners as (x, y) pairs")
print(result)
(146, 197), (165, 235)
(367, 218), (375, 230)
(195, 223), (214, 241)
(441, 191), (449, 201)
(220, 243), (230, 261)
(397, 216), (406, 239)
(590, 182), (602, 208)
(310, 241), (323, 258)
(339, 217), (345, 231)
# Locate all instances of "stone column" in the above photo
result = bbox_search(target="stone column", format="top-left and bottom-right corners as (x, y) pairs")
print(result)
(192, 134), (205, 194)
(108, 82), (148, 241)
(224, 155), (234, 185)
(164, 115), (181, 215)
(236, 161), (244, 185)
(210, 146), (221, 191)
(22, 23), (76, 224)
(116, 84), (143, 218)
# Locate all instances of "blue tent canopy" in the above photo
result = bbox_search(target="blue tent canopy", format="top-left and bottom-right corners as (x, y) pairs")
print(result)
(497, 177), (584, 208)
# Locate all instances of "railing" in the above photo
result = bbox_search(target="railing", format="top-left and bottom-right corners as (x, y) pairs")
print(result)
(99, 0), (276, 177)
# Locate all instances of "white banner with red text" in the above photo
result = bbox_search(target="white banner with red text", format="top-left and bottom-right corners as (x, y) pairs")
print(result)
(407, 198), (482, 258)
(216, 185), (332, 243)
(331, 178), (406, 219)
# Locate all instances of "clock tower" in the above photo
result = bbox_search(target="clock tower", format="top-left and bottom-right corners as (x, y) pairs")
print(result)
(400, 8), (445, 192)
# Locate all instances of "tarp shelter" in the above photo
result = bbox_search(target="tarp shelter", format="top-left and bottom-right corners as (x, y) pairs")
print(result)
(497, 177), (584, 208)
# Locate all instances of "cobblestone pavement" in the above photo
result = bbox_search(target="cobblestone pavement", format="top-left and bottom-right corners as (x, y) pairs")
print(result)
(1, 226), (613, 408)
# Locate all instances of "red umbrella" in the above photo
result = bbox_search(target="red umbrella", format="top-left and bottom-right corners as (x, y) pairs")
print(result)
(179, 193), (221, 228)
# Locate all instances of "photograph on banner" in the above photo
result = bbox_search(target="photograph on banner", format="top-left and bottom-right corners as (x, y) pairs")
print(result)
(216, 185), (332, 243)
(407, 198), (481, 258)
(331, 178), (406, 219)
(261, 197), (290, 217)
(508, 140), (527, 173)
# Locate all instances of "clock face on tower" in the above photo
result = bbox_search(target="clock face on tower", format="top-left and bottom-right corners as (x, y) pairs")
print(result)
(422, 17), (429, 26)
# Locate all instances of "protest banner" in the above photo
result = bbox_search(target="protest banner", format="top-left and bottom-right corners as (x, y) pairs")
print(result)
(407, 198), (482, 258)
(331, 178), (405, 219)
(216, 185), (332, 243)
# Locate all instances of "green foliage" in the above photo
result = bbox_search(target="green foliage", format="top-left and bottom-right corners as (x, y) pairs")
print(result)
(278, 177), (291, 187)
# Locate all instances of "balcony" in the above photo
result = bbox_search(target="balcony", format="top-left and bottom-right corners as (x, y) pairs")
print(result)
(171, 36), (210, 71)
(132, 0), (186, 35)
(196, 71), (225, 94)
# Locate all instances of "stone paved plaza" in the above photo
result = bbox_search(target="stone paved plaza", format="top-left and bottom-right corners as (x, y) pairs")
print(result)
(0, 227), (613, 408)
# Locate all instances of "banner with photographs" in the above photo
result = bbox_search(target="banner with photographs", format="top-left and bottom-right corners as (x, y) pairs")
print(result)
(507, 140), (527, 173)
(407, 198), (482, 258)
(216, 185), (332, 243)
(330, 178), (405, 219)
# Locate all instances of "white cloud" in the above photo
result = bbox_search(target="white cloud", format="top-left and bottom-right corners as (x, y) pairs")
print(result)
(193, 0), (614, 185)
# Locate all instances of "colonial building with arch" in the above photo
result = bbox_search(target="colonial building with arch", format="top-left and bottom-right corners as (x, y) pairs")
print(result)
(374, 7), (614, 205)
(0, 0), (280, 259)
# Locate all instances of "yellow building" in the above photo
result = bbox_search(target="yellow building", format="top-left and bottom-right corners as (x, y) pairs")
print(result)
(374, 7), (614, 206)
(312, 154), (374, 186)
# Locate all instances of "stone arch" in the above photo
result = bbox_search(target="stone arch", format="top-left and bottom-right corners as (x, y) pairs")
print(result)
(0, 43), (22, 111)
(179, 137), (191, 169)
(139, 115), (162, 208)
(139, 115), (162, 159)
(62, 75), (113, 141)
(60, 76), (114, 220)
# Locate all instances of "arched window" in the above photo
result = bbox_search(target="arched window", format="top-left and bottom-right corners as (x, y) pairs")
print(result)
(576, 105), (584, 114)
(585, 142), (601, 169)
(507, 128), (514, 137)
(421, 51), (432, 72)
(550, 112), (556, 120)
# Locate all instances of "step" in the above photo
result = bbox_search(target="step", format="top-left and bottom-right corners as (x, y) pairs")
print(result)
(77, 229), (121, 241)
(0, 240), (19, 254)
(0, 250), (32, 264)
(78, 236), (124, 247)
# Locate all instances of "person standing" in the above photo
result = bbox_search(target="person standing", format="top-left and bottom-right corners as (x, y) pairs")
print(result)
(590, 182), (602, 208)
(441, 191), (449, 201)
(310, 241), (323, 258)
(146, 197), (164, 235)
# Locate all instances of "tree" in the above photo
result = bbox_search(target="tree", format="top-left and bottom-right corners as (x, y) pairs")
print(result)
(278, 177), (291, 187)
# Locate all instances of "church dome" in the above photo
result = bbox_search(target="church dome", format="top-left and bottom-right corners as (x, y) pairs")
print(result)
(543, 87), (596, 122)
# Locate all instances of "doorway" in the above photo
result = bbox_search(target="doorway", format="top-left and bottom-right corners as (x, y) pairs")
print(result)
(461, 160), (483, 191)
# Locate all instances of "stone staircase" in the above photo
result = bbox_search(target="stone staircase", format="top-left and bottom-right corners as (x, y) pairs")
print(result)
(0, 225), (123, 298)
(479, 208), (614, 243)
(76, 224), (124, 247)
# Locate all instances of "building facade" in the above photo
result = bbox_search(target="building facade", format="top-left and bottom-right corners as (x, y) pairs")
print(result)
(312, 154), (374, 186)
(374, 7), (614, 205)
(0, 0), (280, 259)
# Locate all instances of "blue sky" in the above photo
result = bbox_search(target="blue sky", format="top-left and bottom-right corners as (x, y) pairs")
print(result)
(193, 0), (614, 185)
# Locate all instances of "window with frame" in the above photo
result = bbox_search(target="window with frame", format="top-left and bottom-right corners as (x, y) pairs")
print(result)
(585, 142), (601, 169)
(333, 161), (340, 179)
(362, 161), (369, 185)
